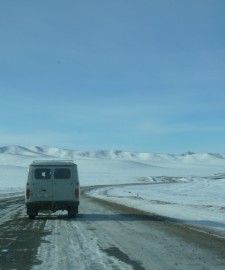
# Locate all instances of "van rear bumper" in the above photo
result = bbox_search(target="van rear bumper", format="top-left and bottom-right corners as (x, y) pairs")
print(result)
(26, 201), (79, 212)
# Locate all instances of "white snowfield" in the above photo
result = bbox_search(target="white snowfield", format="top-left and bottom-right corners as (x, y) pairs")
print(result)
(0, 145), (225, 235)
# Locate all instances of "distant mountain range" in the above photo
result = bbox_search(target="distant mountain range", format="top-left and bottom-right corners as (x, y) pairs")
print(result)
(0, 145), (225, 163)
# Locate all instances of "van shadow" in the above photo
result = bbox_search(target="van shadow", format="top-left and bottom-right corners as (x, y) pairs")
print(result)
(32, 213), (225, 229)
(76, 214), (225, 230)
(75, 213), (171, 222)
(34, 212), (169, 222)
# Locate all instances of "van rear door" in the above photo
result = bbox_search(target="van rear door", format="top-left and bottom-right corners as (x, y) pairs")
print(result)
(32, 167), (53, 201)
(52, 167), (74, 201)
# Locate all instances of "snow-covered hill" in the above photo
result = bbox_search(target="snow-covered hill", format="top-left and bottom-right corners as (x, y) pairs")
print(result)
(1, 145), (225, 162)
(0, 144), (224, 164)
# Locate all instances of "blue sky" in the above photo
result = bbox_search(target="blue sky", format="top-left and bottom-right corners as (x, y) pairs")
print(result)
(0, 0), (225, 153)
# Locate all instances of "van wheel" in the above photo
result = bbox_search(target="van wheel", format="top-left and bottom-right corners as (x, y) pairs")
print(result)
(27, 207), (37, 219)
(68, 207), (78, 218)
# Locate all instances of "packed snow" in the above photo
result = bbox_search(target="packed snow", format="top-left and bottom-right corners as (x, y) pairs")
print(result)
(0, 145), (225, 234)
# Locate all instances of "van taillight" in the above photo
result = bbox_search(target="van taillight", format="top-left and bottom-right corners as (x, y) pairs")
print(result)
(26, 188), (30, 199)
(75, 189), (79, 199)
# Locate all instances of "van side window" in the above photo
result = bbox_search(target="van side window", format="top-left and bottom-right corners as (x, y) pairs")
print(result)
(35, 168), (51, 179)
(54, 168), (71, 179)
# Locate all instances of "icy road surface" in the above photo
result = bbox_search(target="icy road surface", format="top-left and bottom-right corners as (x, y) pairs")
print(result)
(0, 190), (225, 270)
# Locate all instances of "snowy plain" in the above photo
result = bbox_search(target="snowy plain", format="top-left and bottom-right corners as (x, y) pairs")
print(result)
(0, 145), (225, 235)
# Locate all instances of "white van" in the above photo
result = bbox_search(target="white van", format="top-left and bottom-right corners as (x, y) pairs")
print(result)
(25, 160), (80, 219)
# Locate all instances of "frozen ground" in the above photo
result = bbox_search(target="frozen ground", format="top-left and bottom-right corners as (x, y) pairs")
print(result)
(0, 145), (225, 234)
(88, 176), (225, 235)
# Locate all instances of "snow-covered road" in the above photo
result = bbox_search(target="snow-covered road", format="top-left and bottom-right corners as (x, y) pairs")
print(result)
(1, 192), (225, 270)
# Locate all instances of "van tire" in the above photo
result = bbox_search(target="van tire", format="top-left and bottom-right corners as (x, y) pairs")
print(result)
(27, 207), (37, 219)
(68, 207), (78, 218)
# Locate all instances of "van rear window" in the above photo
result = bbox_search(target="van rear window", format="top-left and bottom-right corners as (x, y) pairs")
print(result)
(35, 168), (51, 179)
(54, 168), (71, 179)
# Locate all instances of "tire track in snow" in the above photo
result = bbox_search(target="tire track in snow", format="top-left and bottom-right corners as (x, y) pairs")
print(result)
(33, 216), (131, 270)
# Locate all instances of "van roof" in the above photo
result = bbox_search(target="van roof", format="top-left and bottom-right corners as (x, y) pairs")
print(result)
(30, 160), (77, 166)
